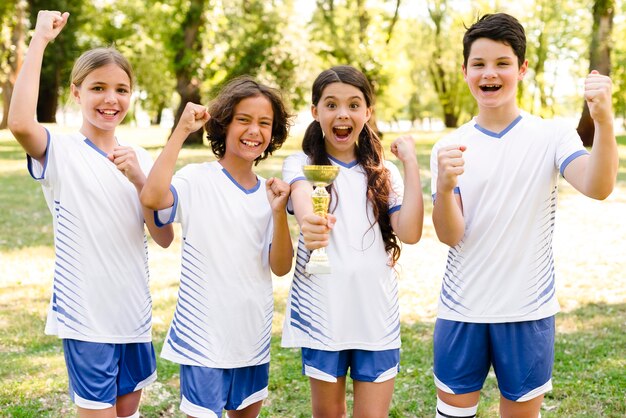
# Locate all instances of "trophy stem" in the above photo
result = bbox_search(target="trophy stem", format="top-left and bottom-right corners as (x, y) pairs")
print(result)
(306, 185), (332, 274)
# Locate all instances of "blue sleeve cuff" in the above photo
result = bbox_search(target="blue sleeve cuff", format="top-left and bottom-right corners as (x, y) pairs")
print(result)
(154, 185), (178, 227)
(560, 150), (589, 177)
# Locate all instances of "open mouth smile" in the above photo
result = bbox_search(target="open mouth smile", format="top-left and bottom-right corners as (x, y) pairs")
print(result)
(241, 139), (261, 148)
(98, 109), (119, 116)
(479, 84), (502, 92)
(332, 125), (353, 139)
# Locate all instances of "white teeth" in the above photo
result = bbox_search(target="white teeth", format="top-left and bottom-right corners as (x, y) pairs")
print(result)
(100, 110), (117, 115)
(242, 140), (259, 147)
(335, 126), (350, 129)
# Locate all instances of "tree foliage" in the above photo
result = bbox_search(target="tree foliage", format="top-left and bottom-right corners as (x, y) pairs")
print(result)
(1, 0), (625, 139)
(27, 0), (90, 123)
(577, 0), (615, 146)
(205, 0), (305, 109)
(0, 0), (21, 129)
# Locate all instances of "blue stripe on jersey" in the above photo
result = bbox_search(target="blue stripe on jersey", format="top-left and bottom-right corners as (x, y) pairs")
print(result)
(520, 187), (558, 315)
(289, 176), (307, 185)
(167, 325), (208, 362)
(171, 239), (213, 360)
(289, 236), (333, 345)
(250, 296), (273, 362)
(56, 243), (81, 265)
(328, 155), (357, 168)
(172, 311), (213, 350)
(389, 205), (401, 214)
(560, 149), (589, 176)
(52, 201), (94, 332)
(221, 167), (261, 194)
(473, 114), (522, 138)
(27, 128), (51, 180)
(154, 186), (178, 227)
(83, 138), (109, 157)
(133, 315), (152, 334)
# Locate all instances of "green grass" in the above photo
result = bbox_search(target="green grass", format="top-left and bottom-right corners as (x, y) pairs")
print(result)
(0, 126), (624, 417)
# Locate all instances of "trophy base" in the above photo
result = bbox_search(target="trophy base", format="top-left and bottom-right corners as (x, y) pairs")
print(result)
(305, 261), (331, 274)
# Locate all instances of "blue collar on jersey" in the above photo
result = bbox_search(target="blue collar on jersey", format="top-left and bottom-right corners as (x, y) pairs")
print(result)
(473, 114), (523, 138)
(83, 138), (108, 157)
(220, 167), (260, 194)
(328, 154), (357, 168)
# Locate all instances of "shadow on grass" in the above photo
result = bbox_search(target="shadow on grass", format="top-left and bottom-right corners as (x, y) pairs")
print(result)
(0, 302), (623, 417)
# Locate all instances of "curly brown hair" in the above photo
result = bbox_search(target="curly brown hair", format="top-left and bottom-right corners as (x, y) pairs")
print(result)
(205, 76), (293, 165)
(302, 65), (401, 265)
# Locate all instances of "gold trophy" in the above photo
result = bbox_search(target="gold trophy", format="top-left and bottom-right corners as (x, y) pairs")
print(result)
(302, 165), (340, 274)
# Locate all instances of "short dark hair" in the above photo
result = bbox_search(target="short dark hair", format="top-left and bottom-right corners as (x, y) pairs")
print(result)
(205, 76), (292, 164)
(463, 13), (526, 68)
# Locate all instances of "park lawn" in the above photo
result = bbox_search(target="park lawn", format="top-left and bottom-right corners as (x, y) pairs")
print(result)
(0, 127), (624, 417)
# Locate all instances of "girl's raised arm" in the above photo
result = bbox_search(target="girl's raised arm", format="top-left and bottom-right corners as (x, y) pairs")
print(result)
(390, 135), (424, 244)
(8, 11), (69, 162)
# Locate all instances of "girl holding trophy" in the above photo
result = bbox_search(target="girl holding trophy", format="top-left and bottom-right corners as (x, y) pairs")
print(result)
(281, 65), (424, 417)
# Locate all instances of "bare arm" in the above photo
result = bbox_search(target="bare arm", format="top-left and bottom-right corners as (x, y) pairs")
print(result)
(140, 102), (209, 210)
(266, 177), (294, 276)
(563, 71), (618, 200)
(8, 11), (69, 162)
(432, 145), (466, 246)
(389, 135), (424, 244)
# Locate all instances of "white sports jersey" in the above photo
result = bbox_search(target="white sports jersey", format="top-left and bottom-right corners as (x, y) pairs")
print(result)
(281, 152), (404, 351)
(430, 112), (588, 323)
(27, 130), (154, 343)
(157, 161), (274, 368)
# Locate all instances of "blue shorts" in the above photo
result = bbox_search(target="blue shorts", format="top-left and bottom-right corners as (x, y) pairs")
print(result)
(433, 317), (555, 401)
(302, 348), (399, 383)
(180, 363), (269, 417)
(63, 339), (157, 409)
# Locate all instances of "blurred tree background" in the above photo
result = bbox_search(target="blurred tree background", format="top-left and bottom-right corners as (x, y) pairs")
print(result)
(1, 0), (625, 141)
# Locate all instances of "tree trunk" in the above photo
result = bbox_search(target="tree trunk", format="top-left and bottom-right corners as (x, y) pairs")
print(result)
(151, 102), (165, 125)
(1, 83), (13, 129)
(577, 0), (614, 146)
(444, 112), (458, 129)
(0, 0), (26, 129)
(173, 83), (202, 143)
(171, 0), (206, 145)
(37, 68), (60, 122)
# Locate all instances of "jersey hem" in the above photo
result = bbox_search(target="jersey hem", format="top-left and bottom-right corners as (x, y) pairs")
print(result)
(160, 353), (271, 369)
(49, 331), (152, 344)
(280, 340), (401, 351)
(436, 307), (559, 324)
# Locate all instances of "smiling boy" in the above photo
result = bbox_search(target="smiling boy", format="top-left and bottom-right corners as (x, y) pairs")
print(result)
(429, 13), (618, 418)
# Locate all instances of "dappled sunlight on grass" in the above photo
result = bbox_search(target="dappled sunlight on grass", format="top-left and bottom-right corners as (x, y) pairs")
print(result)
(1, 125), (625, 417)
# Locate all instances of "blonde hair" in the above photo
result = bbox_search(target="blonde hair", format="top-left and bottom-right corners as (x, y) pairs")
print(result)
(70, 47), (134, 88)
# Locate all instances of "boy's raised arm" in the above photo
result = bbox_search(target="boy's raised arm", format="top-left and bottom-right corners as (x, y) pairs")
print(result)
(140, 102), (209, 210)
(564, 71), (618, 200)
(266, 177), (293, 276)
(432, 145), (466, 247)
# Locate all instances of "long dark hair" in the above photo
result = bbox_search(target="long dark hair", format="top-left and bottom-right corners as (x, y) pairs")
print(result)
(302, 65), (400, 265)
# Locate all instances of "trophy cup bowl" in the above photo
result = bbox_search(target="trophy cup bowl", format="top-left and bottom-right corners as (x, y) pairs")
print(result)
(302, 165), (340, 274)
(303, 165), (340, 187)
